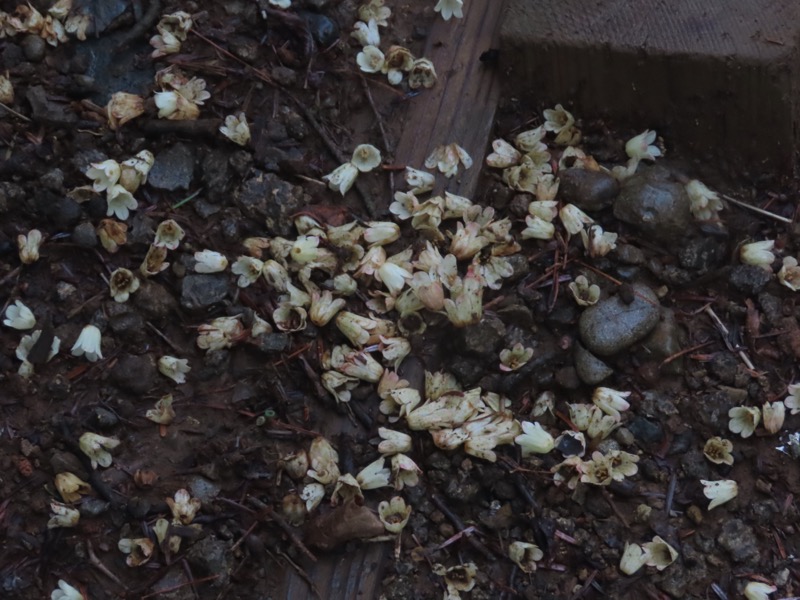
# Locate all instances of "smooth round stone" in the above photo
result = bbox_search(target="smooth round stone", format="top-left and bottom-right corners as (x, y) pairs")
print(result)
(578, 284), (661, 356)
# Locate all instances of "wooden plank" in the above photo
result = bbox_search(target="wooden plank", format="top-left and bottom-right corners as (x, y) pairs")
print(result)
(277, 3), (507, 598)
(394, 0), (507, 198)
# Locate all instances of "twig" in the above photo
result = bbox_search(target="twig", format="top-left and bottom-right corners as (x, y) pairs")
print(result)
(0, 102), (31, 122)
(86, 540), (127, 591)
(140, 575), (220, 599)
(172, 188), (204, 209)
(360, 75), (394, 198)
(278, 551), (322, 600)
(146, 321), (183, 354)
(703, 306), (757, 371)
(0, 265), (21, 286)
(721, 194), (792, 224)
(601, 489), (630, 528)
(247, 496), (318, 562)
(660, 341), (713, 366)
(230, 521), (258, 553)
(431, 494), (495, 561)
(113, 0), (162, 52)
(665, 471), (677, 516)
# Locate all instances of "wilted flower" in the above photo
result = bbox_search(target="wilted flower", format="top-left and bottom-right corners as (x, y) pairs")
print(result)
(593, 387), (631, 419)
(331, 473), (364, 505)
(3, 300), (35, 330)
(48, 501), (80, 529)
(351, 18), (380, 46)
(146, 394), (176, 425)
(158, 356), (190, 384)
(701, 479), (738, 510)
(64, 13), (91, 40)
(364, 221), (400, 247)
(309, 290), (346, 326)
(728, 405), (760, 438)
(150, 11), (192, 57)
(581, 224), (618, 258)
(86, 159), (120, 193)
(406, 57), (437, 89)
(194, 250), (228, 273)
(433, 563), (477, 598)
(219, 112), (251, 146)
(740, 240), (775, 269)
(530, 200), (559, 222)
(543, 103), (575, 137)
(643, 536), (678, 570)
(106, 185), (138, 220)
(486, 138), (521, 168)
(55, 472), (91, 503)
(378, 496), (412, 533)
(166, 489), (201, 525)
(785, 383), (800, 414)
(357, 44), (385, 73)
(71, 324), (103, 362)
(391, 453), (421, 490)
(153, 219), (185, 250)
(51, 579), (84, 600)
(15, 329), (60, 378)
(778, 256), (800, 291)
(97, 219), (127, 253)
(323, 161), (360, 195)
(109, 268), (140, 302)
(625, 130), (661, 162)
(521, 215), (556, 240)
(425, 143), (472, 178)
(443, 266), (484, 327)
(620, 542), (650, 575)
(743, 581), (778, 600)
(330, 344), (384, 382)
(499, 343), (533, 371)
(321, 370), (359, 403)
(106, 92), (145, 130)
(307, 437), (341, 485)
(703, 436), (734, 465)
(119, 150), (154, 193)
(580, 451), (615, 486)
(407, 388), (482, 430)
(300, 482), (325, 512)
(79, 432), (120, 469)
(118, 537), (155, 567)
(568, 275), (600, 306)
(559, 203), (594, 235)
(197, 316), (245, 351)
(273, 303), (308, 332)
(378, 428), (412, 455)
(405, 167), (435, 194)
(356, 457), (392, 490)
(762, 401), (785, 434)
(450, 221), (489, 259)
(686, 179), (723, 221)
(140, 244), (169, 277)
(515, 421), (554, 456)
(508, 541), (543, 573)
(358, 0), (391, 27)
(17, 229), (43, 264)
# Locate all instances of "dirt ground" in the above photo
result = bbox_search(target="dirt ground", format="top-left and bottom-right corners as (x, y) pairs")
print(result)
(2, 1), (800, 600)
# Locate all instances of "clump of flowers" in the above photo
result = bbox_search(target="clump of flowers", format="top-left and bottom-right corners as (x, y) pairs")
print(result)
(740, 240), (775, 269)
(154, 68), (210, 120)
(686, 179), (723, 221)
(84, 150), (154, 221)
(106, 92), (145, 130)
(150, 11), (193, 58)
(18, 229), (43, 264)
(79, 432), (120, 469)
(220, 112), (251, 146)
(543, 103), (581, 146)
(425, 143), (472, 178)
(109, 268), (140, 302)
(323, 143), (382, 195)
(499, 343), (533, 371)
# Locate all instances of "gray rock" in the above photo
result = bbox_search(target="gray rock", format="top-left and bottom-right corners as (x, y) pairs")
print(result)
(50, 450), (88, 479)
(678, 236), (727, 272)
(187, 476), (221, 503)
(460, 316), (506, 357)
(181, 274), (229, 311)
(108, 312), (147, 344)
(79, 497), (109, 517)
(149, 144), (196, 191)
(201, 149), (230, 201)
(709, 353), (738, 385)
(21, 35), (46, 62)
(253, 333), (291, 353)
(187, 536), (232, 587)
(559, 168), (619, 211)
(149, 567), (194, 600)
(235, 171), (309, 236)
(729, 264), (772, 296)
(448, 356), (485, 387)
(110, 354), (157, 394)
(578, 284), (661, 356)
(74, 0), (129, 35)
(193, 199), (222, 219)
(26, 86), (77, 125)
(627, 417), (664, 445)
(300, 11), (339, 46)
(679, 449), (709, 479)
(91, 407), (119, 429)
(271, 65), (298, 87)
(71, 222), (98, 248)
(613, 167), (695, 243)
(641, 309), (684, 373)
(134, 281), (178, 320)
(574, 342), (613, 384)
(555, 366), (581, 389)
(41, 169), (65, 192)
(613, 243), (645, 265)
(717, 519), (759, 562)
(36, 190), (81, 228)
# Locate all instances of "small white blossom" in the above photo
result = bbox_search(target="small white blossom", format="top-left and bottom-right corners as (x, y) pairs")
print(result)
(486, 138), (521, 168)
(220, 112), (251, 146)
(231, 256), (265, 288)
(3, 300), (35, 330)
(580, 224), (618, 258)
(323, 162), (359, 195)
(425, 143), (472, 178)
(106, 92), (145, 130)
(166, 489), (201, 525)
(592, 387), (631, 419)
(778, 256), (800, 291)
(499, 343), (533, 372)
(508, 541), (543, 574)
(762, 401), (785, 434)
(358, 0), (391, 27)
(515, 421), (554, 456)
(642, 536), (678, 570)
(351, 19), (380, 46)
(620, 542), (650, 575)
(378, 496), (412, 533)
(405, 167), (435, 194)
(701, 479), (738, 510)
(153, 219), (185, 250)
(743, 581), (778, 600)
(568, 275), (600, 306)
(703, 436), (734, 465)
(728, 405), (760, 438)
(785, 383), (800, 414)
(625, 130), (661, 162)
(109, 268), (140, 303)
(158, 356), (191, 384)
(434, 0), (464, 21)
(356, 457), (392, 490)
(51, 579), (84, 600)
(194, 250), (228, 273)
(48, 501), (80, 529)
(197, 316), (245, 351)
(86, 159), (120, 193)
(378, 428), (412, 455)
(521, 215), (555, 240)
(106, 184), (138, 220)
(357, 45), (385, 73)
(79, 432), (120, 469)
(559, 203), (594, 235)
(145, 394), (176, 425)
(71, 325), (103, 362)
(408, 57), (437, 89)
(18, 229), (43, 264)
(686, 179), (723, 221)
(119, 150), (154, 193)
(351, 143), (382, 172)
(740, 240), (775, 269)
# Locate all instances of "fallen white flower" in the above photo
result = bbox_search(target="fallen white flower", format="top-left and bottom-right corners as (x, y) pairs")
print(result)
(71, 324), (103, 362)
(3, 300), (36, 330)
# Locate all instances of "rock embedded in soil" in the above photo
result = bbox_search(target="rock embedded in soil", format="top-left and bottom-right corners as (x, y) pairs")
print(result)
(678, 236), (728, 272)
(578, 284), (661, 356)
(26, 86), (77, 125)
(148, 143), (196, 191)
(460, 316), (506, 357)
(21, 34), (46, 62)
(558, 167), (619, 211)
(717, 519), (759, 562)
(574, 342), (613, 384)
(71, 222), (98, 248)
(180, 274), (230, 311)
(110, 353), (157, 395)
(613, 167), (695, 243)
(134, 281), (178, 320)
(728, 264), (772, 296)
(235, 170), (309, 237)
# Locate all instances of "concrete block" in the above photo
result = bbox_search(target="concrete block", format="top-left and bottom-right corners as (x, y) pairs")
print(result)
(500, 0), (800, 173)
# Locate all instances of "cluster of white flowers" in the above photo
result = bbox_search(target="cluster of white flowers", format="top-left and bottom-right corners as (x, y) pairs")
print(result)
(352, 2), (437, 88)
(620, 536), (678, 575)
(150, 11), (193, 58)
(323, 143), (382, 195)
(154, 67), (211, 121)
(84, 150), (154, 221)
(728, 402), (785, 438)
(0, 0), (90, 47)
